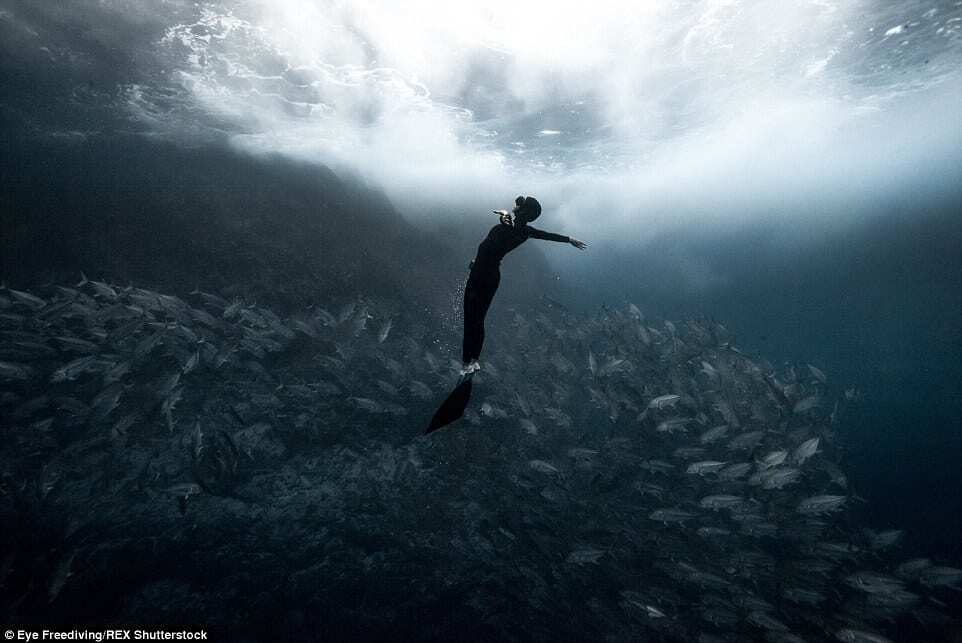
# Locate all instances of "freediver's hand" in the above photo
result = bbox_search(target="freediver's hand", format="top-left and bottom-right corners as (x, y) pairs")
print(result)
(494, 210), (513, 225)
(569, 237), (587, 250)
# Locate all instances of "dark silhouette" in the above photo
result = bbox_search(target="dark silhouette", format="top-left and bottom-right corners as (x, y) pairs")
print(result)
(461, 195), (586, 373)
(427, 195), (585, 434)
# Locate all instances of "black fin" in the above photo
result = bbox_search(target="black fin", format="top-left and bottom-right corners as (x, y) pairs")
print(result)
(425, 377), (474, 434)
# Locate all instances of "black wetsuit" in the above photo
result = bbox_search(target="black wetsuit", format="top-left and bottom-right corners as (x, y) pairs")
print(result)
(462, 222), (570, 363)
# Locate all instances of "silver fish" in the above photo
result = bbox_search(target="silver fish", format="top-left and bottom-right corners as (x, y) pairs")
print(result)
(349, 397), (382, 413)
(699, 424), (729, 444)
(686, 460), (727, 475)
(793, 395), (819, 414)
(47, 551), (76, 603)
(8, 288), (46, 309)
(656, 417), (690, 433)
(727, 430), (764, 451)
(378, 318), (393, 343)
(0, 361), (33, 382)
(797, 495), (846, 515)
(756, 450), (788, 469)
(836, 629), (893, 643)
(566, 548), (605, 565)
(808, 363), (827, 383)
(648, 508), (694, 524)
(699, 495), (744, 510)
(50, 356), (99, 383)
(648, 394), (681, 409)
(529, 460), (561, 475)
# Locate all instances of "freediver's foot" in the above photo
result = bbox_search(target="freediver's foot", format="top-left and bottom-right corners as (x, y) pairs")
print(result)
(459, 360), (481, 377)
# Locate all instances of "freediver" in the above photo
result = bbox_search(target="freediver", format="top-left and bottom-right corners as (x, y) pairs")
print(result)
(460, 195), (587, 378)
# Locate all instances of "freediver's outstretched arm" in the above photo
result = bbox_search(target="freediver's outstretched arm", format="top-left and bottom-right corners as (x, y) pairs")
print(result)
(527, 226), (588, 250)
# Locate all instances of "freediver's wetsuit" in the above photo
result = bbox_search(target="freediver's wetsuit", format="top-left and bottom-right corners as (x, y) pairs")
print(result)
(462, 221), (570, 363)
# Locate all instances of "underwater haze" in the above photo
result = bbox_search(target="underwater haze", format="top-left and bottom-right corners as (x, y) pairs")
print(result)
(2, 1), (961, 641)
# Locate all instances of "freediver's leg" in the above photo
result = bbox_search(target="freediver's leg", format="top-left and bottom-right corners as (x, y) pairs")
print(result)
(462, 268), (499, 367)
(462, 275), (482, 365)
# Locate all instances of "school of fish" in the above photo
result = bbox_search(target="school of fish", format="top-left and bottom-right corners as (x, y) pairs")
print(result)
(0, 279), (958, 641)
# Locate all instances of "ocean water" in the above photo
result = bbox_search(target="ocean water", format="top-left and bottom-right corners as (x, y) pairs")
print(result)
(2, 2), (961, 641)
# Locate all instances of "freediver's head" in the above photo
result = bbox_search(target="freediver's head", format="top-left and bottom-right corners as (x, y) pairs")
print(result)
(512, 195), (541, 224)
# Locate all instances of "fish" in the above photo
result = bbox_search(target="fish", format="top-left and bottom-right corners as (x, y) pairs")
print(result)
(378, 318), (393, 343)
(314, 307), (337, 327)
(686, 460), (727, 475)
(648, 394), (681, 409)
(697, 527), (732, 538)
(566, 548), (605, 565)
(0, 361), (33, 382)
(711, 399), (740, 427)
(756, 450), (788, 469)
(48, 551), (76, 603)
(648, 508), (694, 524)
(89, 280), (118, 300)
(544, 407), (571, 427)
(348, 397), (382, 413)
(529, 460), (561, 475)
(792, 437), (820, 465)
(408, 380), (433, 400)
(223, 299), (243, 319)
(699, 495), (744, 510)
(182, 351), (201, 374)
(699, 361), (719, 382)
(8, 288), (47, 309)
(727, 430), (764, 451)
(291, 318), (317, 337)
(845, 571), (905, 595)
(920, 566), (962, 588)
(157, 372), (181, 398)
(797, 495), (846, 515)
(895, 558), (931, 580)
(598, 357), (628, 377)
(55, 336), (98, 353)
(699, 424), (729, 444)
(746, 611), (788, 632)
(807, 364), (827, 383)
(337, 301), (356, 324)
(89, 383), (124, 424)
(759, 467), (802, 490)
(673, 447), (705, 459)
(866, 529), (903, 551)
(782, 587), (825, 605)
(793, 395), (819, 414)
(640, 460), (674, 474)
(835, 629), (893, 643)
(133, 332), (164, 359)
(656, 417), (690, 433)
(50, 356), (101, 383)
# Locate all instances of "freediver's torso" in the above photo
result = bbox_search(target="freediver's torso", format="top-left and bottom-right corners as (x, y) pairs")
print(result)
(472, 222), (569, 270)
